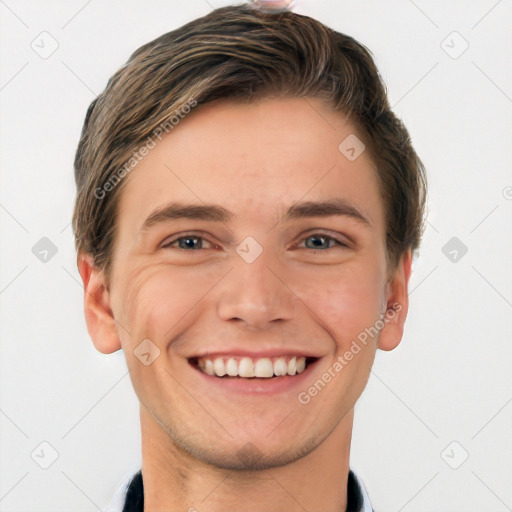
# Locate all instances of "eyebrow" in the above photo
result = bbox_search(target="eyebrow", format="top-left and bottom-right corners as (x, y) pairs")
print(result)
(140, 198), (371, 232)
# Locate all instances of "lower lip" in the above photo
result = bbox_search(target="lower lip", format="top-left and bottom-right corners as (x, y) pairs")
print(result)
(190, 359), (320, 395)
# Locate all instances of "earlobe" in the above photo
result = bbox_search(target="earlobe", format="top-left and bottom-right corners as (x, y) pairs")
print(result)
(77, 254), (122, 354)
(377, 249), (413, 352)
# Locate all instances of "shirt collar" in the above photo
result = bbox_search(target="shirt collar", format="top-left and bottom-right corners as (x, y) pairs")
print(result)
(106, 467), (374, 512)
(352, 469), (374, 512)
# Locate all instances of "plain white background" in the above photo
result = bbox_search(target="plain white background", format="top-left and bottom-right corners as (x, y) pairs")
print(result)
(0, 0), (511, 510)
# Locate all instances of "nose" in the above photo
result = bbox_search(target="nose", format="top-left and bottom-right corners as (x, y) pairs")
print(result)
(216, 246), (295, 330)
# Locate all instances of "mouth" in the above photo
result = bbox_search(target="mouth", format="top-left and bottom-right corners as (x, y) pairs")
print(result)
(189, 354), (319, 379)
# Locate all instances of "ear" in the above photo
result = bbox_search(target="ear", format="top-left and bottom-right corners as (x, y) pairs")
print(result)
(77, 253), (122, 354)
(377, 249), (413, 351)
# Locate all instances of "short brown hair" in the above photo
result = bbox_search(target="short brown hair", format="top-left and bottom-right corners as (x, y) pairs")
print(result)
(72, 3), (427, 283)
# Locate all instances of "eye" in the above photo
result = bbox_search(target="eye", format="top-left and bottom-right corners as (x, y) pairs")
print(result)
(161, 233), (215, 250)
(299, 233), (348, 250)
(160, 232), (349, 252)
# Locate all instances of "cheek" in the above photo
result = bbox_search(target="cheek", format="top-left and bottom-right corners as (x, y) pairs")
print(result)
(110, 266), (203, 400)
(295, 259), (385, 350)
(113, 263), (220, 348)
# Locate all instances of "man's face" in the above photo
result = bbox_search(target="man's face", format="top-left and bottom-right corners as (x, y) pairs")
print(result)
(103, 96), (403, 469)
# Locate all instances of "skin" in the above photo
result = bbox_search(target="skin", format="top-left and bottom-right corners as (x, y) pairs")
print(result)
(78, 96), (412, 512)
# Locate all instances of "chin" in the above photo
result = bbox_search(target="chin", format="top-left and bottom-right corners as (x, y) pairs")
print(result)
(171, 427), (324, 471)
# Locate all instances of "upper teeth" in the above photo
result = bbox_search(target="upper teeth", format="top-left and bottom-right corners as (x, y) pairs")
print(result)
(197, 356), (307, 378)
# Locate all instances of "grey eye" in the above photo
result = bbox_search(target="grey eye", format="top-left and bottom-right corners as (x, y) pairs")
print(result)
(304, 235), (336, 250)
(178, 236), (203, 250)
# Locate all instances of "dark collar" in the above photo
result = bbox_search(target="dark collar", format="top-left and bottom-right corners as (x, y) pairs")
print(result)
(122, 469), (366, 512)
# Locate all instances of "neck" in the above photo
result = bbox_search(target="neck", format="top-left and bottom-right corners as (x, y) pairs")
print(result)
(140, 405), (354, 512)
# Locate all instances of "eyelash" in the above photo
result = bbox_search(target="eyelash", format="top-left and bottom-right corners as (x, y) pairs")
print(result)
(161, 232), (349, 251)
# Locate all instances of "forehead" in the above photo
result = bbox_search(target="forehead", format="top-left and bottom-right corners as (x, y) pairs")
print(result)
(115, 96), (384, 237)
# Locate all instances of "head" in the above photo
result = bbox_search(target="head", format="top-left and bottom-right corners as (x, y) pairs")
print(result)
(73, 4), (427, 469)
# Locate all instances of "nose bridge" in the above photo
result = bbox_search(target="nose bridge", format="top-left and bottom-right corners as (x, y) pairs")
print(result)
(216, 241), (294, 329)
